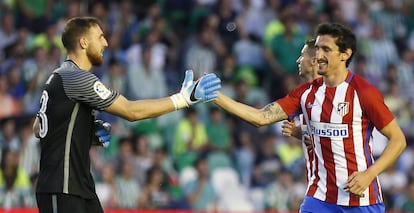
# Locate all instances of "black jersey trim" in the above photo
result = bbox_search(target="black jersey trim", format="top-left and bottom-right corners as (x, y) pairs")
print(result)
(63, 103), (79, 193)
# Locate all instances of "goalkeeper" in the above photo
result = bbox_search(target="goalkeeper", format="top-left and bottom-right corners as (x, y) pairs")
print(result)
(32, 17), (221, 213)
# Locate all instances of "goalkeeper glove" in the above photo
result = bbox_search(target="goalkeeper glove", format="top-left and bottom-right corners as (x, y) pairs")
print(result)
(92, 120), (111, 148)
(170, 70), (221, 110)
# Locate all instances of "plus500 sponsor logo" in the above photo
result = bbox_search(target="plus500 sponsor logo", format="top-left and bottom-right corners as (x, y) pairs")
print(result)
(310, 121), (349, 138)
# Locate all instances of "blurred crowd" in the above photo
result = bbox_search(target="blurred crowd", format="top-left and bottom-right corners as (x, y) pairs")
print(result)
(1, 0), (414, 212)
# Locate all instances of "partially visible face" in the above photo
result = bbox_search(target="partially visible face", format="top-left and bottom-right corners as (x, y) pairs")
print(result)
(196, 160), (209, 177)
(151, 169), (164, 184)
(315, 35), (343, 76)
(86, 25), (108, 66)
(296, 44), (316, 79)
(101, 164), (114, 182)
(4, 150), (19, 168)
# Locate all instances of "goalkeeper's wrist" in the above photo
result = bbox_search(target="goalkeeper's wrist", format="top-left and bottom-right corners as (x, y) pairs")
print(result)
(170, 93), (189, 110)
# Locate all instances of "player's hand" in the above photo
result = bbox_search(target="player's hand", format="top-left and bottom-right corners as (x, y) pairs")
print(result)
(281, 120), (303, 139)
(93, 120), (111, 148)
(170, 70), (221, 110)
(193, 72), (221, 103)
(303, 135), (313, 151)
(281, 120), (295, 137)
(344, 171), (374, 198)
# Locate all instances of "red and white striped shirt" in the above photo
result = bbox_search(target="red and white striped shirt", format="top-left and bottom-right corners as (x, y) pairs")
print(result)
(297, 114), (314, 185)
(278, 71), (394, 206)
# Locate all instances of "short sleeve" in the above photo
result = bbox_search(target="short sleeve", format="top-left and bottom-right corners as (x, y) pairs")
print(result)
(58, 70), (120, 111)
(358, 85), (394, 130)
(277, 83), (311, 118)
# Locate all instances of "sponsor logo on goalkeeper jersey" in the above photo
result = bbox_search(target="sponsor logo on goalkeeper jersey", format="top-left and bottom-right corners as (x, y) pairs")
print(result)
(93, 81), (111, 99)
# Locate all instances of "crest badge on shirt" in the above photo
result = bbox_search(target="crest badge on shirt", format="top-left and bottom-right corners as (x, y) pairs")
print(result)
(336, 102), (349, 116)
(93, 81), (111, 99)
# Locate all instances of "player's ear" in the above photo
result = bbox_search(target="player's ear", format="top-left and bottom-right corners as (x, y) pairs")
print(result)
(311, 57), (317, 65)
(340, 48), (352, 62)
(79, 37), (88, 49)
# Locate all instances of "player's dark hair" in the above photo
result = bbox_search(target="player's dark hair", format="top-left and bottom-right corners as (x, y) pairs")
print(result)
(62, 17), (102, 53)
(305, 38), (316, 57)
(315, 23), (356, 67)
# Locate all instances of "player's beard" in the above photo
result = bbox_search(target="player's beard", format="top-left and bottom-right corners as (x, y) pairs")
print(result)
(87, 48), (103, 66)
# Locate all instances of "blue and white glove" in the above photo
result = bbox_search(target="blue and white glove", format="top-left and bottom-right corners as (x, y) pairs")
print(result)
(93, 120), (111, 148)
(170, 70), (221, 110)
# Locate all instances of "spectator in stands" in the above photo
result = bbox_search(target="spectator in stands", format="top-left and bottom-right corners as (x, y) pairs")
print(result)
(263, 10), (306, 75)
(251, 132), (281, 188)
(17, 119), (39, 178)
(0, 10), (17, 56)
(206, 106), (232, 152)
(0, 148), (35, 208)
(95, 164), (116, 209)
(234, 130), (255, 188)
(21, 46), (56, 114)
(276, 136), (303, 177)
(184, 25), (218, 79)
(138, 166), (171, 209)
(0, 75), (21, 119)
(107, 0), (139, 48)
(213, 0), (240, 52)
(6, 63), (27, 100)
(15, 0), (53, 34)
(379, 164), (408, 209)
(401, 178), (414, 212)
(264, 168), (296, 211)
(127, 44), (167, 100)
(114, 159), (140, 209)
(182, 156), (217, 210)
(364, 24), (399, 88)
(112, 137), (134, 174)
(0, 118), (20, 153)
(31, 21), (64, 55)
(132, 134), (154, 185)
(172, 108), (209, 171)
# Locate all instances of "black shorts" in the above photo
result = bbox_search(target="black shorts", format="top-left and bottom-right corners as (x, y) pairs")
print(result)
(36, 193), (103, 213)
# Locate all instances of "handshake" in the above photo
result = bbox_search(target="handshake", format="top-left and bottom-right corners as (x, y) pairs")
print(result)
(170, 69), (222, 110)
(94, 69), (222, 148)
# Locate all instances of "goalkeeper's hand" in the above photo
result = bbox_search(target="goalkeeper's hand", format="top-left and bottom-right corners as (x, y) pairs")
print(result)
(92, 120), (111, 148)
(170, 70), (221, 110)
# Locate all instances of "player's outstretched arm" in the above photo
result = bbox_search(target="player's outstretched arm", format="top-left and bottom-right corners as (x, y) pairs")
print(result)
(213, 92), (288, 127)
(105, 70), (221, 121)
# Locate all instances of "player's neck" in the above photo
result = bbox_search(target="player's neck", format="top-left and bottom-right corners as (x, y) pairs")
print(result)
(66, 53), (92, 71)
(323, 67), (349, 87)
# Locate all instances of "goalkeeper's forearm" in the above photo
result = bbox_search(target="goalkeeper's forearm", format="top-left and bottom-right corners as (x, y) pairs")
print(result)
(106, 96), (177, 121)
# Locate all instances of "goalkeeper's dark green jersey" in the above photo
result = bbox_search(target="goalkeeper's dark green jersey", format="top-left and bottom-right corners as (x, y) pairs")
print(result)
(36, 60), (119, 198)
